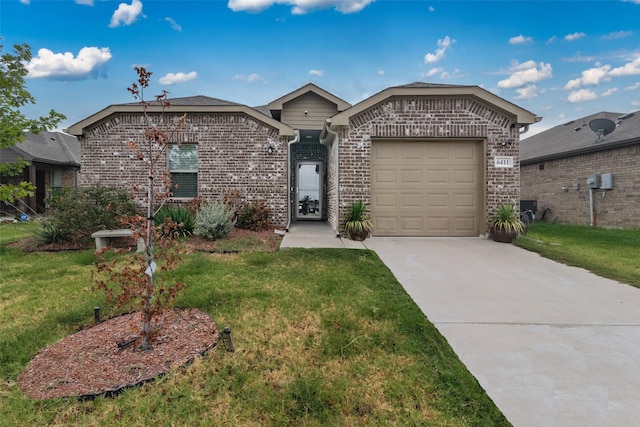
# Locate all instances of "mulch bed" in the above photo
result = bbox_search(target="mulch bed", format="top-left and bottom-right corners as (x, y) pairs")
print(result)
(17, 308), (219, 400)
(11, 227), (283, 400)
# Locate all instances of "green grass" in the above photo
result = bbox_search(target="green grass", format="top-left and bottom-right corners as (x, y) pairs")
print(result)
(0, 222), (509, 427)
(515, 222), (640, 288)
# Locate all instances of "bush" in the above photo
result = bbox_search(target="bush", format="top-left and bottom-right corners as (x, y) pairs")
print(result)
(194, 202), (235, 240)
(154, 205), (194, 237)
(236, 202), (271, 231)
(42, 184), (137, 244)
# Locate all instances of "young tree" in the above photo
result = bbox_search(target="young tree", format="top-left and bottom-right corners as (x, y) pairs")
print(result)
(93, 67), (187, 351)
(0, 43), (66, 204)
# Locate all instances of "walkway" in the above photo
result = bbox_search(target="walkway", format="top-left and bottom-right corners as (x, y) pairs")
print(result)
(281, 223), (640, 427)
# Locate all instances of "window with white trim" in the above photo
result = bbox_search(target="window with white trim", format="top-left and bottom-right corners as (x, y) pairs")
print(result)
(169, 144), (198, 198)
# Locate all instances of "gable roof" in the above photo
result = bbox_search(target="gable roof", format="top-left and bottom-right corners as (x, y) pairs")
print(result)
(329, 82), (540, 127)
(521, 111), (640, 163)
(66, 95), (295, 137)
(267, 83), (351, 111)
(3, 131), (80, 167)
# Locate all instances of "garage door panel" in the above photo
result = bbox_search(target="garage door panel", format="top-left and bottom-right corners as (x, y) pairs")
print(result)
(426, 193), (450, 208)
(400, 169), (423, 184)
(452, 193), (476, 208)
(452, 169), (476, 184)
(400, 193), (423, 209)
(373, 193), (397, 208)
(427, 169), (449, 184)
(372, 140), (482, 237)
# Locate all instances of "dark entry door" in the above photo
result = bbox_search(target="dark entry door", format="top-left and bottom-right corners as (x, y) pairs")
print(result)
(296, 161), (322, 220)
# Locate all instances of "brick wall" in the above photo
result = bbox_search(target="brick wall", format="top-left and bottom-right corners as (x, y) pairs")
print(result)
(521, 143), (640, 227)
(79, 112), (289, 227)
(337, 96), (521, 233)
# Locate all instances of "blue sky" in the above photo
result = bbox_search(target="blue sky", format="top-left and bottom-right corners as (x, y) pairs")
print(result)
(2, 0), (640, 138)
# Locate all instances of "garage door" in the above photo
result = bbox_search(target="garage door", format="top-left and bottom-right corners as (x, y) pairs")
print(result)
(371, 140), (483, 236)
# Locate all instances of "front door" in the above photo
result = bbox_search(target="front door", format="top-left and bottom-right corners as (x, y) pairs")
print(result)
(296, 161), (322, 220)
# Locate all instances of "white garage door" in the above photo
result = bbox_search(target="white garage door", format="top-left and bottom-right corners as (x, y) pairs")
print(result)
(371, 140), (483, 236)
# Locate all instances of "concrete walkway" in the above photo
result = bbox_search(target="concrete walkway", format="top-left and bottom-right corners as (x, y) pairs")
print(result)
(279, 221), (366, 249)
(282, 224), (640, 427)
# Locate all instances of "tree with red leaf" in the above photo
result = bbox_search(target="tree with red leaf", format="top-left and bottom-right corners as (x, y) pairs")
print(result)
(93, 67), (188, 351)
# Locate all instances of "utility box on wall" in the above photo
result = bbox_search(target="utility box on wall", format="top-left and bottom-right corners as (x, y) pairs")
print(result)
(601, 173), (613, 190)
(587, 174), (601, 189)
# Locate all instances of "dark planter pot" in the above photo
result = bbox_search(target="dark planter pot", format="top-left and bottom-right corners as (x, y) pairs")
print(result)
(346, 228), (370, 241)
(490, 226), (518, 243)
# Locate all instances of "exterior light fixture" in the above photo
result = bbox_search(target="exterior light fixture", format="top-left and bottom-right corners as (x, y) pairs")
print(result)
(267, 145), (274, 154)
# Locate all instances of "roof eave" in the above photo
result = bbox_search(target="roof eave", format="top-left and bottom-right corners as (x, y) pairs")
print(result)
(66, 104), (295, 137)
(267, 83), (352, 111)
(521, 137), (640, 164)
(331, 86), (538, 127)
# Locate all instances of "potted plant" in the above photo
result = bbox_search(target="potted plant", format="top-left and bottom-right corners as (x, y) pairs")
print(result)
(490, 203), (525, 243)
(344, 200), (374, 241)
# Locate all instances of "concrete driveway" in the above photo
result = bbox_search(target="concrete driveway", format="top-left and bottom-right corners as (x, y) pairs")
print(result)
(363, 237), (640, 427)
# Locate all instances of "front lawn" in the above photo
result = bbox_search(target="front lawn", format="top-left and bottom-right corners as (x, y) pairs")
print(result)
(515, 222), (640, 288)
(0, 222), (508, 426)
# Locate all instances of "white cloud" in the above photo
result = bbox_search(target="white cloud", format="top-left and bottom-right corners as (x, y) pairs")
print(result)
(562, 52), (595, 63)
(509, 35), (532, 45)
(514, 85), (538, 100)
(546, 36), (557, 44)
(424, 36), (455, 64)
(428, 6), (435, 12)
(233, 73), (267, 83)
(565, 32), (586, 41)
(309, 69), (324, 77)
(76, 0), (94, 5)
(20, 0), (29, 4)
(440, 68), (462, 79)
(497, 60), (552, 89)
(567, 89), (597, 103)
(602, 30), (633, 40)
(564, 64), (611, 89)
(158, 71), (197, 85)
(625, 82), (640, 90)
(600, 88), (618, 97)
(227, 0), (374, 14)
(25, 47), (112, 79)
(165, 17), (182, 31)
(422, 67), (443, 78)
(609, 56), (640, 77)
(109, 0), (145, 28)
(377, 70), (384, 76)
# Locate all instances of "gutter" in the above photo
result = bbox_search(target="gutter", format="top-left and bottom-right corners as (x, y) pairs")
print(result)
(285, 130), (300, 231)
(320, 118), (341, 237)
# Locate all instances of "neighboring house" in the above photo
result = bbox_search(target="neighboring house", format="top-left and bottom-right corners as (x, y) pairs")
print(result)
(521, 111), (640, 228)
(67, 82), (538, 237)
(0, 131), (80, 214)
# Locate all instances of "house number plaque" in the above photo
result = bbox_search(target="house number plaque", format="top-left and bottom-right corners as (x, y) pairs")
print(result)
(494, 156), (514, 168)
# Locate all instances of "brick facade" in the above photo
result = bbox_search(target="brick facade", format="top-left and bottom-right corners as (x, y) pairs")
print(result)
(79, 112), (290, 227)
(521, 143), (640, 227)
(331, 96), (522, 233)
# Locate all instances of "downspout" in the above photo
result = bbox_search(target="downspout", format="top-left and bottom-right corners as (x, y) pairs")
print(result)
(286, 130), (300, 231)
(320, 118), (340, 237)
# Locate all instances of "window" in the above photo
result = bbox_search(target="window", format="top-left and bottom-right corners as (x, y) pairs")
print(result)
(169, 144), (198, 198)
(51, 170), (63, 188)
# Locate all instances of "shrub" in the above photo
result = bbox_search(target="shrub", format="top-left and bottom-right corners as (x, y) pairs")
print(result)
(154, 206), (194, 237)
(236, 202), (271, 231)
(194, 202), (235, 240)
(43, 184), (137, 244)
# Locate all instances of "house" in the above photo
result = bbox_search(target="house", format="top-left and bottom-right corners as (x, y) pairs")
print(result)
(67, 82), (539, 236)
(0, 131), (80, 214)
(521, 111), (640, 228)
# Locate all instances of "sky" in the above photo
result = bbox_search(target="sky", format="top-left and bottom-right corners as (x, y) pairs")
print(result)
(2, 0), (640, 139)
